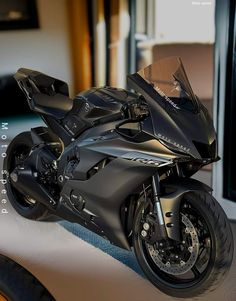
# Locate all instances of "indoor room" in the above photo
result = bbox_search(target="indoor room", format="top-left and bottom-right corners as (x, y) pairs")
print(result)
(0, 0), (235, 300)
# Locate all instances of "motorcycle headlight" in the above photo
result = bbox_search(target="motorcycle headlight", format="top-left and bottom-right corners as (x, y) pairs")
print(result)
(158, 138), (190, 155)
(192, 140), (217, 159)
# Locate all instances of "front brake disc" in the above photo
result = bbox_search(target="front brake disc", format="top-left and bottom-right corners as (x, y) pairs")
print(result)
(146, 213), (199, 275)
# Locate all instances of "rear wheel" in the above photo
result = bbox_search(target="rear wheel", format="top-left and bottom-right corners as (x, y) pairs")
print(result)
(133, 191), (234, 298)
(3, 132), (49, 220)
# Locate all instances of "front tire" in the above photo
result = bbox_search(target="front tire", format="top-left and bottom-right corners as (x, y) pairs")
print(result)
(0, 255), (55, 301)
(133, 191), (234, 298)
(3, 132), (49, 220)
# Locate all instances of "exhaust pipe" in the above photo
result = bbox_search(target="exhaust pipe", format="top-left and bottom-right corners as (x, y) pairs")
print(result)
(10, 166), (56, 207)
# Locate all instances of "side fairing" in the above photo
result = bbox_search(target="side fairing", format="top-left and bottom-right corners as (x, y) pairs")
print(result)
(58, 125), (184, 249)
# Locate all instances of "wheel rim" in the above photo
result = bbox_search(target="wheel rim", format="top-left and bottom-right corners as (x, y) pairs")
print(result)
(137, 197), (214, 288)
(146, 212), (200, 276)
(7, 144), (37, 209)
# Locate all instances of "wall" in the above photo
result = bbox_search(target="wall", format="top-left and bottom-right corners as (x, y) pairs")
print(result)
(153, 43), (213, 101)
(155, 0), (215, 44)
(0, 0), (73, 91)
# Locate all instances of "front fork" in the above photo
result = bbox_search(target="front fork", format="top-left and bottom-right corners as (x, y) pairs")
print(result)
(151, 174), (168, 239)
(141, 173), (168, 242)
(144, 174), (213, 243)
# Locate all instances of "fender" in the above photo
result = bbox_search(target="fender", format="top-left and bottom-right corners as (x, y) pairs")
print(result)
(160, 177), (212, 241)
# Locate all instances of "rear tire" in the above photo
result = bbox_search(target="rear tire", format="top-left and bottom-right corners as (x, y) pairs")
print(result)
(133, 191), (234, 298)
(3, 132), (49, 220)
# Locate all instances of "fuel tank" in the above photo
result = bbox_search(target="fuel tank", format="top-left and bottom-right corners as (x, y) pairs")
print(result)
(62, 87), (140, 137)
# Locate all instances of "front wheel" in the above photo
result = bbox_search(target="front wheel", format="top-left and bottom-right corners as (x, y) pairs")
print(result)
(133, 191), (234, 298)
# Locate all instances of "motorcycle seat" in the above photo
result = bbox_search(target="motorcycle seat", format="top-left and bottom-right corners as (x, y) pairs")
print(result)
(14, 68), (73, 119)
(32, 91), (73, 119)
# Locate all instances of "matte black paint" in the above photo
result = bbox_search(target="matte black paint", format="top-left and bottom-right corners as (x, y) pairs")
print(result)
(127, 74), (217, 160)
(61, 158), (157, 249)
(160, 178), (212, 241)
(9, 67), (219, 250)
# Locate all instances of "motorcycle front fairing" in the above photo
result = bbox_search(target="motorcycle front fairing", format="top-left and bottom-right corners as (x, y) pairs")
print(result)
(127, 57), (217, 161)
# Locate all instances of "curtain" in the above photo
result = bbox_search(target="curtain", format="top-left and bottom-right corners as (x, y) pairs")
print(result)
(67, 0), (130, 92)
(109, 0), (130, 87)
(67, 0), (92, 93)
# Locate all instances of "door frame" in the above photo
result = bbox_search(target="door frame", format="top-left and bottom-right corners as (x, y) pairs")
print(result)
(213, 0), (236, 218)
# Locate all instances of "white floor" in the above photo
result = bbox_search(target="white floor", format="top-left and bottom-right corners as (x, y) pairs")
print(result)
(0, 198), (161, 301)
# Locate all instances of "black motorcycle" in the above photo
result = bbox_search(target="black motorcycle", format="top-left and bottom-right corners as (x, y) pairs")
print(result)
(4, 57), (233, 298)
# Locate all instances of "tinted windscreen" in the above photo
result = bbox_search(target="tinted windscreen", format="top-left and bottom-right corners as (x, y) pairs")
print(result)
(136, 57), (198, 111)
